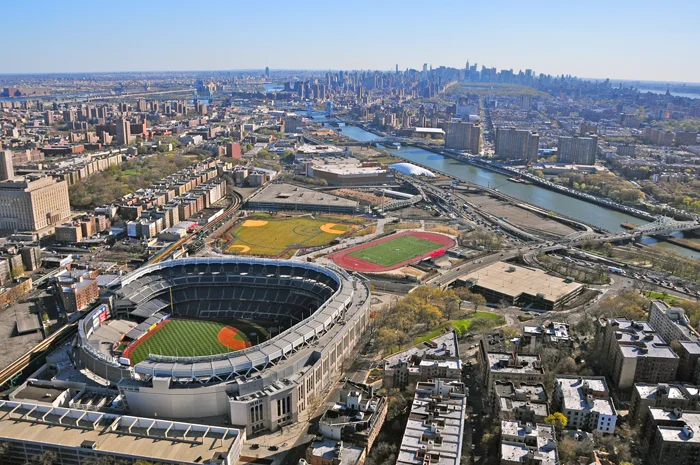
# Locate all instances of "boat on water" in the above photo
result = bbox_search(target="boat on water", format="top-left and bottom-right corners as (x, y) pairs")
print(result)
(391, 142), (401, 149)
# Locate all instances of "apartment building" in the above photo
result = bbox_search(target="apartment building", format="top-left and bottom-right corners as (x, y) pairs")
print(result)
(495, 127), (539, 161)
(383, 332), (461, 390)
(479, 348), (545, 396)
(444, 121), (482, 154)
(553, 376), (617, 434)
(494, 382), (549, 424)
(649, 301), (700, 344)
(500, 421), (559, 465)
(0, 176), (71, 234)
(557, 135), (598, 165)
(629, 383), (700, 425)
(642, 408), (700, 465)
(597, 318), (679, 390)
(396, 379), (467, 465)
(677, 342), (700, 383)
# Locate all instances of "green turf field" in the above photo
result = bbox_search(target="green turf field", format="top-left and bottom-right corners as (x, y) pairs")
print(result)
(224, 215), (359, 256)
(348, 235), (444, 267)
(128, 318), (268, 365)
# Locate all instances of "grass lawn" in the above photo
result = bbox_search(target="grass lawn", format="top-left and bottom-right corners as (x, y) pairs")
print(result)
(129, 318), (268, 365)
(643, 291), (685, 305)
(348, 235), (444, 267)
(413, 312), (505, 345)
(223, 216), (358, 256)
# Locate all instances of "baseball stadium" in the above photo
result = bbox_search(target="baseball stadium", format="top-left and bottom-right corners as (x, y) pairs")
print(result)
(75, 257), (370, 436)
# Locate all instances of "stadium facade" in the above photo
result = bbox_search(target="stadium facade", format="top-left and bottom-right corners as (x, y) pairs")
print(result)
(75, 257), (371, 436)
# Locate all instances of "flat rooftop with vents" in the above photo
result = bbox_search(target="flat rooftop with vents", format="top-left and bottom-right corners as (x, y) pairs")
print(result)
(0, 400), (243, 465)
(245, 183), (365, 215)
(458, 262), (584, 310)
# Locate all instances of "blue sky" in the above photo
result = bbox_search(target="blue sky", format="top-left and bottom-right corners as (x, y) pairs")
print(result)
(1, 0), (698, 82)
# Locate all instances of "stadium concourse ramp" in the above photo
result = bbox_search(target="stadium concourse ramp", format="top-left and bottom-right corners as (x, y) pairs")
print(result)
(74, 256), (371, 436)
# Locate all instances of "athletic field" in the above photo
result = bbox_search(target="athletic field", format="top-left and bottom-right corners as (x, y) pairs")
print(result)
(127, 318), (269, 365)
(221, 215), (360, 256)
(348, 235), (444, 267)
(328, 231), (455, 272)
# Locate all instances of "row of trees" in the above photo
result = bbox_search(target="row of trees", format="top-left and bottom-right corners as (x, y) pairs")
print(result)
(69, 154), (197, 209)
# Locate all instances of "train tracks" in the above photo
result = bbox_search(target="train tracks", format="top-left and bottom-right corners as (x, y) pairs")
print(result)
(0, 321), (78, 389)
(150, 191), (243, 265)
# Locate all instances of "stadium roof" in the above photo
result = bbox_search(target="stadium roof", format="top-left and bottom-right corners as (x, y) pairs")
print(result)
(389, 162), (436, 177)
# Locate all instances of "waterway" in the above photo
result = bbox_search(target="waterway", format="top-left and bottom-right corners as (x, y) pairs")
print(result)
(340, 124), (700, 259)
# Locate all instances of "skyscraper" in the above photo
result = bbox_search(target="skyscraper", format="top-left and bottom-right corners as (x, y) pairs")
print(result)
(265, 66), (270, 79)
(116, 117), (131, 146)
(557, 135), (598, 165)
(0, 150), (14, 181)
(495, 128), (539, 161)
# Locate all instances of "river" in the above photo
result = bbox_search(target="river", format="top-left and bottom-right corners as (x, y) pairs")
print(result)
(339, 124), (700, 259)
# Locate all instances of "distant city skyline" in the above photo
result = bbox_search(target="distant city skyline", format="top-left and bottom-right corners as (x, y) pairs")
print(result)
(1, 0), (698, 83)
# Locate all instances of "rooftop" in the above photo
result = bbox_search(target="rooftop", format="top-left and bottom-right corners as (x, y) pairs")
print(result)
(555, 376), (616, 417)
(0, 400), (242, 464)
(500, 421), (558, 465)
(487, 352), (544, 375)
(248, 183), (359, 207)
(309, 439), (364, 465)
(460, 262), (583, 303)
(648, 408), (700, 444)
(385, 331), (460, 369)
(635, 383), (689, 401)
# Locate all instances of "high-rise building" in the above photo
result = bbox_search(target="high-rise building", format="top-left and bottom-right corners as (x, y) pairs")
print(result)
(0, 150), (14, 181)
(444, 121), (482, 154)
(557, 135), (598, 165)
(0, 176), (71, 233)
(44, 110), (54, 126)
(519, 95), (532, 110)
(495, 127), (539, 161)
(265, 66), (270, 78)
(116, 117), (131, 146)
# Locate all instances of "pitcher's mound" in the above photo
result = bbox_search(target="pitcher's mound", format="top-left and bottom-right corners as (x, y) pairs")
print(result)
(217, 326), (252, 350)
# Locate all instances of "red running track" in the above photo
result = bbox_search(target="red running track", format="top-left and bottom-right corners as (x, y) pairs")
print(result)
(328, 231), (456, 272)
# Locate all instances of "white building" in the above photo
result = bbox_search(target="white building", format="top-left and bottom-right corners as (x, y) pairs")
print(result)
(649, 300), (700, 344)
(554, 376), (617, 434)
(500, 420), (559, 465)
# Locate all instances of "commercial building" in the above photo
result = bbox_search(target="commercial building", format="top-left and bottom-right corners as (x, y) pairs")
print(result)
(642, 408), (700, 465)
(553, 376), (617, 434)
(494, 128), (539, 161)
(0, 400), (243, 465)
(246, 183), (366, 215)
(304, 156), (392, 186)
(649, 300), (700, 344)
(0, 176), (71, 234)
(457, 262), (584, 311)
(499, 421), (559, 465)
(556, 135), (598, 165)
(383, 332), (461, 390)
(444, 121), (482, 154)
(494, 382), (549, 424)
(284, 115), (304, 133)
(396, 380), (467, 465)
(597, 318), (679, 390)
(629, 383), (700, 425)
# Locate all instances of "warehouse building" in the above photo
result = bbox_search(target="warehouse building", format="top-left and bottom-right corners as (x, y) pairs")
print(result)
(457, 262), (584, 311)
(246, 183), (366, 215)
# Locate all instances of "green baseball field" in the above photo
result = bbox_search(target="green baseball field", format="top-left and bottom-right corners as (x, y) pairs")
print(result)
(127, 318), (270, 365)
(347, 235), (444, 267)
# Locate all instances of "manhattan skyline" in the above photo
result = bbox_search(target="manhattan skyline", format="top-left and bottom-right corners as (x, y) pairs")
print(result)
(1, 0), (698, 83)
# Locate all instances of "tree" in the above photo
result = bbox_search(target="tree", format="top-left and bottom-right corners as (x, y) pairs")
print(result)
(544, 412), (568, 435)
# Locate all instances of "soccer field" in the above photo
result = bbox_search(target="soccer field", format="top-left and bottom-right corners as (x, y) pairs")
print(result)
(223, 215), (359, 256)
(128, 319), (268, 365)
(347, 235), (445, 267)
